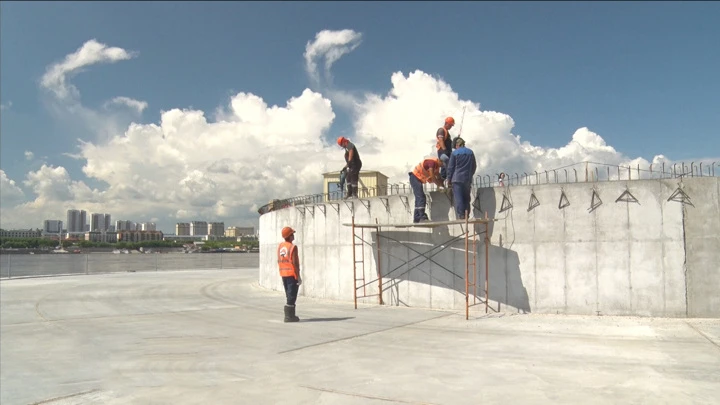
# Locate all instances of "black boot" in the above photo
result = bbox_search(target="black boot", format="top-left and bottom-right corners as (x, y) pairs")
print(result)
(345, 184), (352, 199)
(284, 305), (299, 322)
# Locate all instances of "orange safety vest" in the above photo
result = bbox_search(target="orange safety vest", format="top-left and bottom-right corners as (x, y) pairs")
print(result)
(412, 158), (441, 184)
(436, 127), (450, 150)
(277, 241), (297, 279)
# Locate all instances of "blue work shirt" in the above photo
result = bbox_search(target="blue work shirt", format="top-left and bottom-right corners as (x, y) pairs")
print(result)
(446, 146), (477, 185)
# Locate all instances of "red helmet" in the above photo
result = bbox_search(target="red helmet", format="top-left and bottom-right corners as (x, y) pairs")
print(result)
(336, 136), (347, 146)
(281, 226), (295, 239)
(445, 117), (455, 126)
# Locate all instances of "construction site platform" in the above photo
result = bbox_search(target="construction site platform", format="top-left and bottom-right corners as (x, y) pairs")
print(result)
(1, 269), (718, 405)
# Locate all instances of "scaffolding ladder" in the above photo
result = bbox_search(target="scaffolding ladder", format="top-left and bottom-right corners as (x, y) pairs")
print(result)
(346, 213), (495, 319)
(351, 218), (383, 309)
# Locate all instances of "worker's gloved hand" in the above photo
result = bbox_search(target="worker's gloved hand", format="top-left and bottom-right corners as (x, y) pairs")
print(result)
(297, 278), (302, 286)
(444, 179), (450, 188)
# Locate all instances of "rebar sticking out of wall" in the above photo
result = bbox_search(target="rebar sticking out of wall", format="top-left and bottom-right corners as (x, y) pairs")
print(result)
(559, 189), (570, 209)
(528, 190), (540, 212)
(615, 187), (639, 204)
(499, 192), (513, 213)
(589, 187), (603, 213)
(668, 184), (695, 207)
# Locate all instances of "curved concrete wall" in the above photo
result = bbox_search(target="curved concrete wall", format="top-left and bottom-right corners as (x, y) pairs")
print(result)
(259, 177), (719, 318)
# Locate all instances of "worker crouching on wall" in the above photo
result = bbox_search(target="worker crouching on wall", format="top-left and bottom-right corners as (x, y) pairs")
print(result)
(278, 226), (302, 322)
(409, 157), (446, 223)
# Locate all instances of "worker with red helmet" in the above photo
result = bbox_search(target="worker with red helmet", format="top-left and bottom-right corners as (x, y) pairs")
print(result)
(278, 226), (301, 322)
(436, 117), (455, 180)
(337, 136), (362, 199)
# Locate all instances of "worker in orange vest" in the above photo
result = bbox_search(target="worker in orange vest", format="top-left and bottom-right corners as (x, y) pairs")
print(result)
(278, 226), (302, 322)
(436, 117), (455, 180)
(409, 157), (446, 223)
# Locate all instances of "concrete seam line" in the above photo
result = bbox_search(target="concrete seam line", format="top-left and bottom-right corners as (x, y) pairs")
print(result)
(277, 312), (455, 354)
(29, 389), (102, 405)
(685, 322), (720, 351)
(299, 385), (441, 405)
(682, 201), (689, 317)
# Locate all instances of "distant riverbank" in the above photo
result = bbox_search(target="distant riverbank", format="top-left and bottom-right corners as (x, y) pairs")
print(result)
(0, 247), (185, 255)
(0, 247), (258, 255)
(0, 252), (259, 278)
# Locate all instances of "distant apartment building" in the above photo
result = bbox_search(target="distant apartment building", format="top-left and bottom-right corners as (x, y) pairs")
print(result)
(140, 222), (156, 231)
(225, 226), (255, 237)
(176, 223), (190, 236)
(208, 222), (225, 237)
(92, 213), (102, 231)
(115, 220), (140, 231)
(84, 231), (118, 243)
(0, 229), (43, 238)
(90, 213), (112, 231)
(43, 220), (64, 234)
(190, 221), (208, 236)
(66, 209), (87, 233)
(117, 230), (164, 243)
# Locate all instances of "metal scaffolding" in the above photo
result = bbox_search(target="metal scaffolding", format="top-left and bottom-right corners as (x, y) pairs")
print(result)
(343, 212), (497, 320)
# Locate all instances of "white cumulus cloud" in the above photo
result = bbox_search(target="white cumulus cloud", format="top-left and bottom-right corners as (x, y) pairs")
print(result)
(2, 30), (715, 232)
(1, 170), (27, 229)
(304, 29), (364, 110)
(39, 39), (144, 142)
(40, 39), (137, 100)
(1, 170), (25, 206)
(105, 96), (148, 114)
(24, 151), (34, 161)
(304, 29), (362, 86)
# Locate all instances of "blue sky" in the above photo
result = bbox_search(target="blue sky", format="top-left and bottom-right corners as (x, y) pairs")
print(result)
(1, 1), (719, 231)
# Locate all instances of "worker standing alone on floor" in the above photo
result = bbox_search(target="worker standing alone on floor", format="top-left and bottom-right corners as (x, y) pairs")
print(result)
(409, 157), (446, 223)
(446, 137), (477, 220)
(436, 117), (455, 180)
(278, 226), (301, 322)
(337, 137), (362, 198)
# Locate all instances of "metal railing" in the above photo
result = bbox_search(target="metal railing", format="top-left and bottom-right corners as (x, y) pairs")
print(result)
(257, 160), (719, 215)
(475, 161), (719, 188)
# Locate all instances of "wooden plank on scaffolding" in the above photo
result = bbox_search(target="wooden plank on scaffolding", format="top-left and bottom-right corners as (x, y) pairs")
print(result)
(342, 218), (498, 228)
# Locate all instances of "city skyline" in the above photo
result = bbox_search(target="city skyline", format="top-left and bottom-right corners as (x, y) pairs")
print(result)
(3, 208), (256, 238)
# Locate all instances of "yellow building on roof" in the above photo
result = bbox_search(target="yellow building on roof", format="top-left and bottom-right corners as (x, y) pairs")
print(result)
(321, 170), (389, 202)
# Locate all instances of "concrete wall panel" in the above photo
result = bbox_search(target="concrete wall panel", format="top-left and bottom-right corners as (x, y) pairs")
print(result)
(565, 242), (597, 315)
(259, 177), (719, 318)
(597, 241), (631, 315)
(682, 177), (720, 318)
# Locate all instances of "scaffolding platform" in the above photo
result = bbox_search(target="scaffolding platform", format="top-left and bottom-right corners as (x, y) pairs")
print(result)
(342, 213), (499, 320)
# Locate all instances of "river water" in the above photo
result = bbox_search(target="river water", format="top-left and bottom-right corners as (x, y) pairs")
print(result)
(0, 252), (260, 279)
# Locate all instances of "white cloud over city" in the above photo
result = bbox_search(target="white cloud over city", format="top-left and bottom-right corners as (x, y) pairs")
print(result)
(0, 31), (709, 231)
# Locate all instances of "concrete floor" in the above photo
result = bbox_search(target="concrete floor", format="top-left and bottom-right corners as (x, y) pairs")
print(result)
(1, 269), (719, 405)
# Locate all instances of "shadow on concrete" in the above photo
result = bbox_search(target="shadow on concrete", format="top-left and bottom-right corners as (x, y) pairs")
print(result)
(300, 317), (355, 323)
(364, 187), (530, 313)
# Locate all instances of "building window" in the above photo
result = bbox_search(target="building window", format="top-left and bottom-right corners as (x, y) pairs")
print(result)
(328, 181), (343, 200)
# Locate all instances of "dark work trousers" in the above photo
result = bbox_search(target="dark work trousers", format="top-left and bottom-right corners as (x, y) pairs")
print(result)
(346, 161), (362, 196)
(438, 150), (451, 179)
(453, 181), (472, 219)
(282, 276), (299, 306)
(409, 173), (428, 223)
